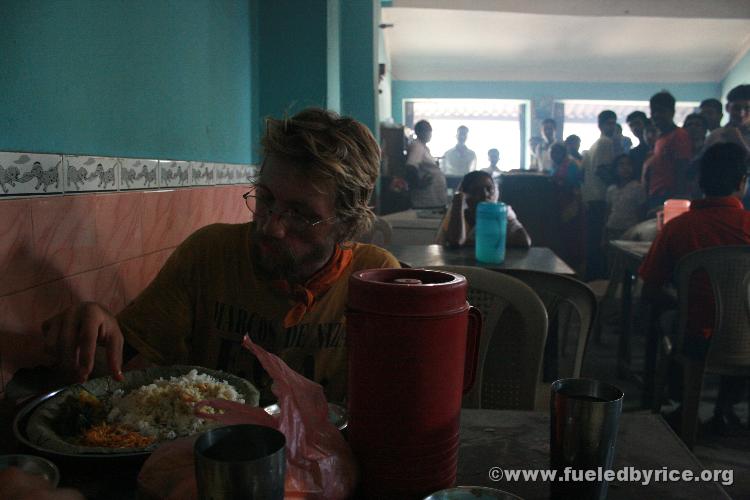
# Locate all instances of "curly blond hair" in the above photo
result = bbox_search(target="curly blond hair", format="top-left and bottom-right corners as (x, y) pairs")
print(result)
(260, 108), (380, 241)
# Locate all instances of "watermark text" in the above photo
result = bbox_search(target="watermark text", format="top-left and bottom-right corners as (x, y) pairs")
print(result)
(488, 466), (733, 486)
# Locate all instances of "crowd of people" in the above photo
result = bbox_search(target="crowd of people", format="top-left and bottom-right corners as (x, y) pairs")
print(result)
(393, 86), (750, 433)
(396, 85), (750, 281)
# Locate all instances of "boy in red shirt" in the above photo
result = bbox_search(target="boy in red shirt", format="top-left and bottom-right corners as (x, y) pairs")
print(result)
(640, 142), (750, 433)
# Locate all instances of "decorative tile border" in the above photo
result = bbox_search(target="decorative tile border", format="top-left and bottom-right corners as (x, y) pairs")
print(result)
(238, 164), (255, 183)
(190, 161), (215, 186)
(158, 160), (191, 188)
(215, 164), (232, 185)
(0, 151), (255, 197)
(64, 156), (120, 192)
(0, 152), (63, 195)
(120, 158), (159, 190)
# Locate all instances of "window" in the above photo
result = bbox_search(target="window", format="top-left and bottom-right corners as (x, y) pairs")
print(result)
(404, 99), (528, 171)
(561, 99), (700, 151)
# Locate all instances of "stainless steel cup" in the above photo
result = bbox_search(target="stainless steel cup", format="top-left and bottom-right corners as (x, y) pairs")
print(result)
(550, 378), (624, 500)
(194, 424), (286, 500)
(0, 454), (59, 488)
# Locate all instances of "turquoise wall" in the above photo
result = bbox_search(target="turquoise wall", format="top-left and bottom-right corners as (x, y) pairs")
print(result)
(721, 49), (750, 101)
(391, 80), (721, 123)
(339, 0), (379, 133)
(326, 0), (342, 112)
(253, 0), (379, 138)
(249, 0), (261, 163)
(0, 0), (252, 163)
(256, 0), (328, 127)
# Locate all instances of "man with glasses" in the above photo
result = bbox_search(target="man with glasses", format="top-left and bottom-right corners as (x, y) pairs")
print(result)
(41, 108), (399, 403)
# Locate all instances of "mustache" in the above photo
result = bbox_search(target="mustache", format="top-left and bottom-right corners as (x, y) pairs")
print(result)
(251, 230), (301, 281)
(258, 235), (295, 259)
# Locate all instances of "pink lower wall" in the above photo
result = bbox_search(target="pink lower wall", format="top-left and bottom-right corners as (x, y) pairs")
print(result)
(0, 186), (252, 397)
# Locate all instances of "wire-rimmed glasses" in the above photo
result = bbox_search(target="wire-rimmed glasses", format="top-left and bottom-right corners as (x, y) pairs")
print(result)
(242, 188), (337, 233)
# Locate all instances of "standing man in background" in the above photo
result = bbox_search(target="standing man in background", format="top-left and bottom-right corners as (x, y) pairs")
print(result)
(531, 118), (557, 172)
(683, 113), (709, 198)
(581, 110), (617, 279)
(482, 148), (502, 178)
(405, 120), (448, 208)
(684, 113), (708, 154)
(442, 125), (477, 177)
(705, 84), (750, 155)
(705, 84), (750, 208)
(699, 98), (724, 132)
(626, 111), (650, 181)
(642, 91), (692, 209)
(564, 134), (583, 166)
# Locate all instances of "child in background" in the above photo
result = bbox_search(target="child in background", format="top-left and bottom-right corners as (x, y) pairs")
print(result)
(605, 154), (647, 241)
(436, 170), (531, 248)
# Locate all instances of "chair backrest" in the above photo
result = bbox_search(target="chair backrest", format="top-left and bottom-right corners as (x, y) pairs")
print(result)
(503, 269), (597, 378)
(361, 217), (393, 246)
(369, 217), (393, 245)
(427, 265), (548, 410)
(674, 245), (750, 371)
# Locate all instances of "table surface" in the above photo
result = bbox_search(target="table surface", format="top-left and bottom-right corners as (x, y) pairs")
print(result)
(0, 397), (732, 499)
(381, 209), (444, 229)
(387, 244), (576, 275)
(609, 240), (652, 262)
(458, 409), (731, 500)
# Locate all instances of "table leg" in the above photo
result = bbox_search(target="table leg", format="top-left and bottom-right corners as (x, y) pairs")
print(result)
(642, 304), (660, 409)
(617, 269), (635, 379)
(543, 313), (560, 382)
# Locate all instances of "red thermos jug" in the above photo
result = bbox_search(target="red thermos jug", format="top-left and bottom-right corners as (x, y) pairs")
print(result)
(346, 268), (482, 499)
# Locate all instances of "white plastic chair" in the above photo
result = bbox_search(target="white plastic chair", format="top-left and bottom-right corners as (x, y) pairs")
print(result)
(655, 245), (750, 448)
(427, 265), (548, 410)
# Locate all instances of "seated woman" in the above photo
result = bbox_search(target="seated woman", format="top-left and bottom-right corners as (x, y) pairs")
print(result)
(436, 170), (531, 248)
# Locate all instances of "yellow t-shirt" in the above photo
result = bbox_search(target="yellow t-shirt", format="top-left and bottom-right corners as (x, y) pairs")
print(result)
(117, 223), (400, 403)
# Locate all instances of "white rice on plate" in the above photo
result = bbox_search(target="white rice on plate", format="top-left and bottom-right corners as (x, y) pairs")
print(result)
(107, 369), (244, 440)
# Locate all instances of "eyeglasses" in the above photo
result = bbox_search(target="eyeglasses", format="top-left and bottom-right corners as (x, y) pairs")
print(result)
(242, 189), (337, 233)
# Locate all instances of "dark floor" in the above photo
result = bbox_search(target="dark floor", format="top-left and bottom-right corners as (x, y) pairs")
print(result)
(579, 304), (750, 500)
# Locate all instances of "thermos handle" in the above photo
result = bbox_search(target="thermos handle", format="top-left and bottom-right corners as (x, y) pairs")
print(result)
(462, 306), (482, 394)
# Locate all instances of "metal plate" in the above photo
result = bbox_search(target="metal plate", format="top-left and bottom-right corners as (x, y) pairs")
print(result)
(13, 388), (151, 460)
(13, 367), (258, 460)
(263, 402), (348, 431)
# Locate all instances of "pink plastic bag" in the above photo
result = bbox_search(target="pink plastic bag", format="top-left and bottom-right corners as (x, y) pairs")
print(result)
(138, 335), (358, 500)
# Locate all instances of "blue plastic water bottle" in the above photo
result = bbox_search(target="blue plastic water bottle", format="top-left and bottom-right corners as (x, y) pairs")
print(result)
(475, 201), (507, 264)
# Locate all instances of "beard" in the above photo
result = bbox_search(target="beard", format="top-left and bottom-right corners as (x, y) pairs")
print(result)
(249, 224), (336, 284)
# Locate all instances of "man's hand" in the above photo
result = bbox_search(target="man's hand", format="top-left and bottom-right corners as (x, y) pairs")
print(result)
(0, 468), (84, 500)
(41, 302), (125, 383)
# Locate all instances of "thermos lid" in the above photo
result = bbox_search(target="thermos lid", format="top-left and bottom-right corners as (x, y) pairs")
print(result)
(348, 268), (468, 317)
(664, 199), (691, 208)
(476, 201), (506, 213)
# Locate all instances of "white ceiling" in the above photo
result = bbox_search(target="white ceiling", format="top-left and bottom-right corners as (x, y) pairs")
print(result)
(382, 1), (750, 82)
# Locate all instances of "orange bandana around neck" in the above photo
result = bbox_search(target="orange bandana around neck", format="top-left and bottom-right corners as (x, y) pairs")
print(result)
(272, 245), (353, 328)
